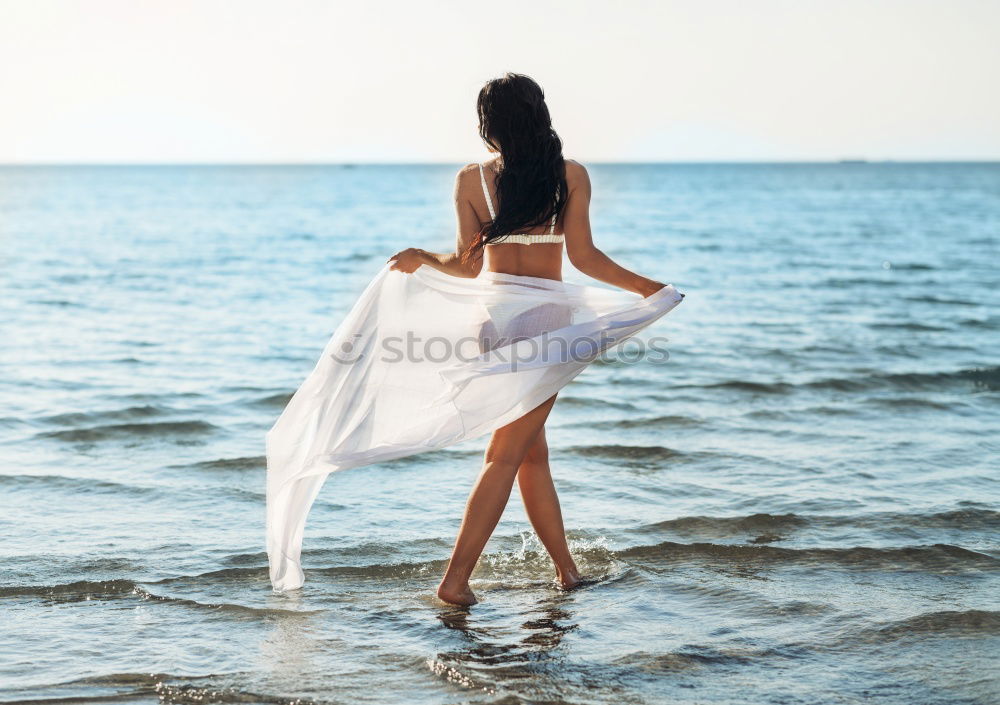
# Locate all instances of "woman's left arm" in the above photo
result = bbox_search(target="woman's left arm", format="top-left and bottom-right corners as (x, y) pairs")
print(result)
(388, 165), (484, 278)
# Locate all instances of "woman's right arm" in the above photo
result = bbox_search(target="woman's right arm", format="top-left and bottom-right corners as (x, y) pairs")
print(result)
(563, 160), (666, 298)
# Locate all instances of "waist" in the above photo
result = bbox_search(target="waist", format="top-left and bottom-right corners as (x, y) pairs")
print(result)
(484, 264), (562, 283)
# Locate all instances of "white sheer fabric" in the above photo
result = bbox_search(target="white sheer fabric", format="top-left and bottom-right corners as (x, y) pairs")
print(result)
(266, 262), (684, 591)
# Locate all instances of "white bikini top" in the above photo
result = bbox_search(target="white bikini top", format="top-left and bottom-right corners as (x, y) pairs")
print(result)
(478, 162), (563, 245)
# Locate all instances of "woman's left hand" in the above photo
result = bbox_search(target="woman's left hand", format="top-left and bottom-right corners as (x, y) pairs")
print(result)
(387, 248), (427, 273)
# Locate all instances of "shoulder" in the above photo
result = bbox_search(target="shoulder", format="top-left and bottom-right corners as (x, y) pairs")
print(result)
(455, 162), (479, 181)
(454, 161), (485, 188)
(563, 158), (591, 190)
(453, 162), (482, 199)
(455, 161), (483, 179)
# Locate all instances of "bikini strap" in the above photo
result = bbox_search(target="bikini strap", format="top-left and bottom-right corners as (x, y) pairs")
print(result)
(478, 162), (496, 220)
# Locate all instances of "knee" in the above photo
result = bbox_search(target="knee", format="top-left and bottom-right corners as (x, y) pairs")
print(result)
(521, 439), (548, 467)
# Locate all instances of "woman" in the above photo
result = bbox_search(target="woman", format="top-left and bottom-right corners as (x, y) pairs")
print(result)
(386, 73), (670, 606)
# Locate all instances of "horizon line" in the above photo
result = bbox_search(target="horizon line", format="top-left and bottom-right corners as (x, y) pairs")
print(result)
(2, 158), (999, 167)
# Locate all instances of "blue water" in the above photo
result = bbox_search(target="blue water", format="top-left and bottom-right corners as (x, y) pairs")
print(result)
(1, 163), (998, 704)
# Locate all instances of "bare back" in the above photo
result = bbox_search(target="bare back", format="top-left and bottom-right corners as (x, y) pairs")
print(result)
(456, 157), (590, 282)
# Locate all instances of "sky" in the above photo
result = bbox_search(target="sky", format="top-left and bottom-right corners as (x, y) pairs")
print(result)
(1, 0), (998, 163)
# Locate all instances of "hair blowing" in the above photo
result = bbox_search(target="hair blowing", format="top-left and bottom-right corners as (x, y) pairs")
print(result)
(462, 73), (568, 264)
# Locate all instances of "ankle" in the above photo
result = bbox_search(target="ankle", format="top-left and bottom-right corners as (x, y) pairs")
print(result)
(556, 564), (580, 580)
(439, 572), (471, 590)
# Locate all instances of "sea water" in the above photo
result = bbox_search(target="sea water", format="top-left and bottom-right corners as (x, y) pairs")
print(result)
(1, 163), (997, 704)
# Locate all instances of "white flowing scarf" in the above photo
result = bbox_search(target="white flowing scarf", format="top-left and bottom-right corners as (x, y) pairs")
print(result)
(266, 262), (684, 591)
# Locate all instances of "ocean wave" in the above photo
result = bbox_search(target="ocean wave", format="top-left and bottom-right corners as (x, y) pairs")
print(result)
(152, 566), (264, 584)
(613, 646), (756, 671)
(38, 420), (218, 442)
(811, 367), (1000, 393)
(639, 508), (1000, 538)
(0, 474), (160, 497)
(858, 609), (1000, 641)
(1, 578), (142, 600)
(130, 585), (323, 616)
(0, 577), (317, 616)
(958, 317), (999, 330)
(903, 295), (979, 307)
(248, 391), (294, 408)
(39, 404), (171, 426)
(27, 298), (87, 307)
(620, 540), (999, 573)
(821, 277), (904, 288)
(867, 322), (951, 332)
(674, 379), (794, 394)
(742, 404), (859, 421)
(312, 558), (449, 580)
(864, 397), (954, 410)
(0, 473), (271, 506)
(5, 528), (995, 609)
(909, 507), (1000, 529)
(666, 366), (1000, 395)
(2, 672), (312, 705)
(556, 395), (640, 411)
(385, 447), (483, 466)
(559, 443), (755, 469)
(179, 455), (266, 472)
(563, 444), (686, 462)
(590, 414), (704, 429)
(257, 446), (481, 472)
(641, 512), (810, 537)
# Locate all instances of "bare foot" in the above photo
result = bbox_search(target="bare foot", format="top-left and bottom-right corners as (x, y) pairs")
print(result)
(555, 568), (584, 590)
(437, 580), (478, 606)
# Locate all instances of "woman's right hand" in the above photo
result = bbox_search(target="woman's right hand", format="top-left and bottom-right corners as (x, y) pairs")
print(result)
(387, 248), (428, 273)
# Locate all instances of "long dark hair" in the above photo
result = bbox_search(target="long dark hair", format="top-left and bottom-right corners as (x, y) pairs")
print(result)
(463, 73), (568, 264)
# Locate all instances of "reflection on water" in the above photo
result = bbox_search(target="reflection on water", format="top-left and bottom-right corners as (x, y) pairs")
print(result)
(258, 599), (325, 687)
(432, 595), (579, 700)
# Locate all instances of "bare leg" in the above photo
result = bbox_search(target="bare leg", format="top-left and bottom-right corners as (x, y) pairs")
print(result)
(437, 394), (559, 606)
(516, 427), (582, 589)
